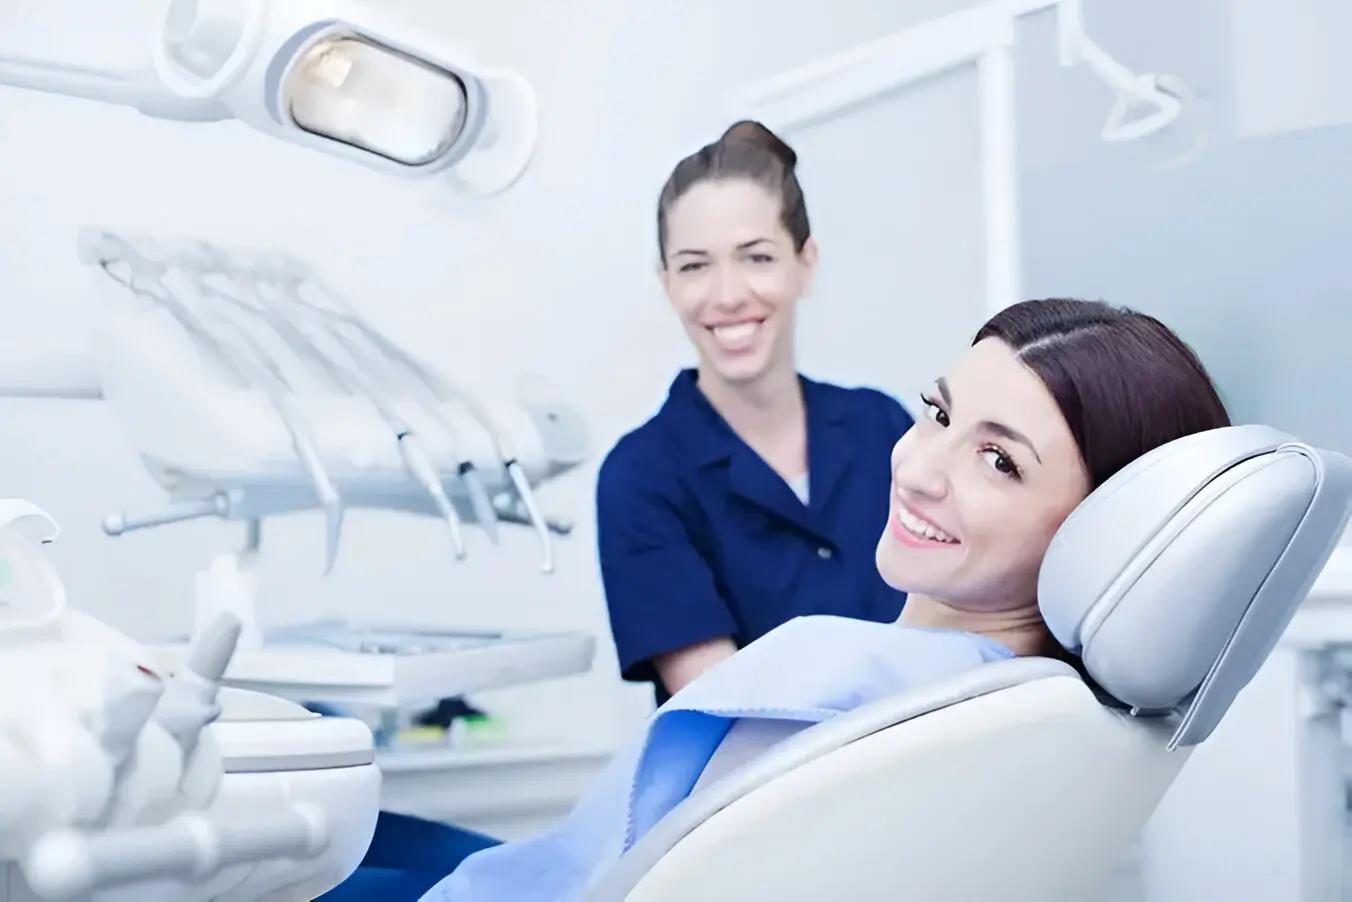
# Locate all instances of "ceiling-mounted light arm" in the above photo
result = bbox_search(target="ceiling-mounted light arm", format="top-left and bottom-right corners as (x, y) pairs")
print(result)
(0, 52), (229, 122)
(1054, 0), (1183, 143)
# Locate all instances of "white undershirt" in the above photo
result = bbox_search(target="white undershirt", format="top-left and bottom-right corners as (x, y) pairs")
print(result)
(787, 473), (810, 505)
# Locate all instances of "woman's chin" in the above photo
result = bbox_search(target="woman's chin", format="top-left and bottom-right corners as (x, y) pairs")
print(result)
(697, 335), (776, 383)
(876, 545), (957, 596)
(711, 353), (772, 384)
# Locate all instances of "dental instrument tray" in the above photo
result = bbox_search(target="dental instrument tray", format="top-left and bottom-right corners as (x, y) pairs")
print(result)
(150, 620), (596, 708)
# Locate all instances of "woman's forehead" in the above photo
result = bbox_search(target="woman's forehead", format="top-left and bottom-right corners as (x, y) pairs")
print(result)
(666, 181), (779, 240)
(944, 340), (1076, 456)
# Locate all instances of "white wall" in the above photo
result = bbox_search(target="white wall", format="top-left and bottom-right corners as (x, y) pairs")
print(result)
(1232, 0), (1352, 139)
(0, 0), (993, 746)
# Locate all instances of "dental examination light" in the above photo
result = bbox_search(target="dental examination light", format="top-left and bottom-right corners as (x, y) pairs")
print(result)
(0, 0), (539, 195)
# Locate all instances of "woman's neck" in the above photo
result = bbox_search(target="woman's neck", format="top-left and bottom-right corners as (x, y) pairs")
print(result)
(696, 362), (805, 451)
(899, 594), (1053, 657)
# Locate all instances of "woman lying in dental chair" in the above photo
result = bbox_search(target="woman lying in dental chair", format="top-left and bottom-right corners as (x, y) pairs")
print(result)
(320, 297), (1232, 901)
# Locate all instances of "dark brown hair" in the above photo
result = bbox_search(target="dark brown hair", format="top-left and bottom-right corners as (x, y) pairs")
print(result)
(975, 298), (1231, 490)
(656, 120), (810, 265)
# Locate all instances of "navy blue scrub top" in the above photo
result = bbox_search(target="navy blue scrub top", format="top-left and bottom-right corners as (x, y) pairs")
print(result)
(596, 369), (915, 702)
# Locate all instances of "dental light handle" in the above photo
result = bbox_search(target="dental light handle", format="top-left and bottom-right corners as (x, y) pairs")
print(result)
(22, 804), (327, 900)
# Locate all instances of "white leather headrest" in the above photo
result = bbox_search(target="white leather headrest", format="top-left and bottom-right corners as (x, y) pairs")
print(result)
(1038, 425), (1352, 747)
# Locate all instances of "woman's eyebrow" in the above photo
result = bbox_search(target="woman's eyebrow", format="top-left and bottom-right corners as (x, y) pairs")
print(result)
(935, 377), (1042, 463)
(982, 420), (1042, 463)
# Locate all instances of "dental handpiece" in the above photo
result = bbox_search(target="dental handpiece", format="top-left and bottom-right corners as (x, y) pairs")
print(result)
(208, 260), (482, 558)
(246, 255), (545, 566)
(212, 274), (470, 560)
(229, 248), (500, 543)
(108, 280), (343, 560)
(392, 421), (467, 559)
(401, 358), (553, 572)
(325, 319), (554, 571)
(324, 326), (501, 542)
(204, 312), (346, 572)
(96, 258), (345, 572)
(257, 261), (508, 543)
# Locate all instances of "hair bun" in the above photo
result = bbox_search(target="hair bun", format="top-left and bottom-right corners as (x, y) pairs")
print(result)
(719, 120), (798, 170)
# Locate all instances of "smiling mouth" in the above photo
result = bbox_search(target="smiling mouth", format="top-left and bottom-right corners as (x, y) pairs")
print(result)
(892, 505), (960, 545)
(707, 319), (764, 352)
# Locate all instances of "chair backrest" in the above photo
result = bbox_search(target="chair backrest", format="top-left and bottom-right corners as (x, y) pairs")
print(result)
(588, 426), (1352, 901)
(1038, 424), (1352, 747)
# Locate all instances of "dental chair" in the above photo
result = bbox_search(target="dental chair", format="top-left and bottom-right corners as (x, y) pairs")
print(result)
(587, 424), (1352, 902)
(0, 500), (380, 902)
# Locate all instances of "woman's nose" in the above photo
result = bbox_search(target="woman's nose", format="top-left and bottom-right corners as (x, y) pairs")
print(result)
(711, 265), (751, 311)
(892, 438), (949, 500)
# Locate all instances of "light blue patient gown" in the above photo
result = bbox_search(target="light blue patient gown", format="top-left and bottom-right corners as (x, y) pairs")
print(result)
(420, 615), (1013, 901)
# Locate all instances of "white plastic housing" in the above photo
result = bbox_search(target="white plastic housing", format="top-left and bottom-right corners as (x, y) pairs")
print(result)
(152, 0), (539, 195)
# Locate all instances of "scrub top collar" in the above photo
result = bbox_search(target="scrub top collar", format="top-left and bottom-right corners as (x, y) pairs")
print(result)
(662, 369), (858, 543)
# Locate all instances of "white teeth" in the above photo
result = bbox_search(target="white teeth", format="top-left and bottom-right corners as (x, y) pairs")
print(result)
(711, 322), (759, 346)
(897, 507), (957, 544)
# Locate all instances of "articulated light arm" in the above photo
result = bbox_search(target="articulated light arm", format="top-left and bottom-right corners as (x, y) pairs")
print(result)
(728, 0), (1196, 316)
(730, 0), (1187, 147)
(1054, 0), (1183, 143)
(0, 52), (229, 122)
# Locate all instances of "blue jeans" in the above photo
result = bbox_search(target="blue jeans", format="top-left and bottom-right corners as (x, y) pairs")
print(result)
(318, 811), (501, 900)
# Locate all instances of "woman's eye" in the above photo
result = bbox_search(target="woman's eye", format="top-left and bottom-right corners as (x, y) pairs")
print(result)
(679, 261), (706, 273)
(748, 253), (774, 264)
(921, 397), (950, 428)
(980, 448), (1020, 478)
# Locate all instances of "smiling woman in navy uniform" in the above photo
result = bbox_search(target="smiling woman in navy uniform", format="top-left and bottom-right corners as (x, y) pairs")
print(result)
(320, 120), (916, 901)
(596, 120), (915, 704)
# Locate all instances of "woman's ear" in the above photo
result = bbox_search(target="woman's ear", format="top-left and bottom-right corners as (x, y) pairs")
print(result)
(798, 237), (820, 297)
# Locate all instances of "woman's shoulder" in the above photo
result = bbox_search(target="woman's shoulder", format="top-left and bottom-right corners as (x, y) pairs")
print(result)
(596, 416), (689, 503)
(801, 376), (915, 434)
